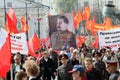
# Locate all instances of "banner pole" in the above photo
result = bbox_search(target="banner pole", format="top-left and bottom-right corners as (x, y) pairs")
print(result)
(10, 64), (13, 80)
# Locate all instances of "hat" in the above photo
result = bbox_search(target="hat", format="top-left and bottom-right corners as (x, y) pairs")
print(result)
(105, 60), (118, 66)
(69, 65), (85, 73)
(59, 54), (68, 60)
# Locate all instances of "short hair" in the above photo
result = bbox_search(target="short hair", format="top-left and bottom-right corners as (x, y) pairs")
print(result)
(23, 60), (40, 76)
(15, 71), (27, 80)
(59, 54), (68, 60)
(58, 15), (69, 24)
(84, 57), (93, 64)
(14, 53), (21, 60)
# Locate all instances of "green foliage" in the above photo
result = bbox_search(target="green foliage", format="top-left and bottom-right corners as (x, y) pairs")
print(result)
(55, 0), (78, 13)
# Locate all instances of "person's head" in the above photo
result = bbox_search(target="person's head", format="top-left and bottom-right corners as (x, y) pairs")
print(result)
(48, 48), (53, 55)
(56, 15), (69, 31)
(27, 56), (36, 61)
(69, 47), (74, 53)
(84, 58), (93, 70)
(81, 48), (87, 55)
(100, 48), (106, 56)
(59, 54), (68, 64)
(15, 70), (27, 80)
(14, 53), (21, 65)
(43, 51), (49, 59)
(106, 47), (112, 55)
(93, 50), (101, 61)
(69, 65), (86, 80)
(105, 60), (118, 74)
(71, 49), (78, 59)
(23, 60), (40, 77)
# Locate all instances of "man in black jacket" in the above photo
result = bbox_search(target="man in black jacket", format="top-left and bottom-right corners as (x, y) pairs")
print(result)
(39, 51), (56, 80)
(58, 54), (73, 80)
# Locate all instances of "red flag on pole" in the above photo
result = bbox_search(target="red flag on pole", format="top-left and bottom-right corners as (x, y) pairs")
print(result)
(103, 17), (113, 30)
(82, 6), (90, 21)
(6, 13), (18, 33)
(5, 7), (18, 34)
(92, 36), (99, 49)
(76, 36), (86, 47)
(0, 28), (11, 78)
(20, 16), (29, 32)
(8, 7), (17, 24)
(28, 33), (40, 57)
(74, 9), (82, 29)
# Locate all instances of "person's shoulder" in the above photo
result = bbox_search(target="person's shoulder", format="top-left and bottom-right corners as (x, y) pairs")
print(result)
(51, 31), (60, 37)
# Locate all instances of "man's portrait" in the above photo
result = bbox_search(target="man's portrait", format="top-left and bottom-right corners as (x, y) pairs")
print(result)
(48, 13), (76, 50)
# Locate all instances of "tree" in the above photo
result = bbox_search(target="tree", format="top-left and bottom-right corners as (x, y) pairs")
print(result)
(55, 0), (78, 13)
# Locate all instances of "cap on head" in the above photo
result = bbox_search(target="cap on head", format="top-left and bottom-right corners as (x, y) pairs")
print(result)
(69, 65), (85, 73)
(105, 60), (118, 66)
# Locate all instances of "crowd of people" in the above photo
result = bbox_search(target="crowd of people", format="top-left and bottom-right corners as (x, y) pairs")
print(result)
(3, 43), (120, 80)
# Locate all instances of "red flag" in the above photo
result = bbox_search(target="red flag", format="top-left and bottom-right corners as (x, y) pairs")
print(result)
(8, 7), (17, 24)
(82, 6), (90, 21)
(28, 33), (40, 57)
(74, 9), (82, 29)
(103, 17), (113, 30)
(6, 7), (18, 33)
(6, 13), (18, 33)
(40, 38), (46, 46)
(20, 16), (29, 32)
(0, 28), (11, 78)
(76, 36), (86, 47)
(86, 17), (96, 35)
(92, 36), (99, 49)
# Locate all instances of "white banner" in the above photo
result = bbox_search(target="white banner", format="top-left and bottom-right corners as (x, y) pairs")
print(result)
(98, 28), (120, 51)
(10, 33), (28, 54)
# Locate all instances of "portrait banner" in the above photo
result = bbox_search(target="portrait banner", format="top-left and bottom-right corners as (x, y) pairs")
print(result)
(48, 13), (76, 50)
(98, 28), (120, 51)
(10, 32), (28, 54)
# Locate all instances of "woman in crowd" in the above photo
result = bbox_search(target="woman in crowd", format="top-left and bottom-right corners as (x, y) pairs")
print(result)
(23, 60), (40, 80)
(84, 57), (102, 80)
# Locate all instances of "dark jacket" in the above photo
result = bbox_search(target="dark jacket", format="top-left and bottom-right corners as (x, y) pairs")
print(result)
(94, 60), (109, 80)
(68, 59), (79, 66)
(86, 68), (102, 80)
(39, 57), (56, 76)
(58, 62), (73, 80)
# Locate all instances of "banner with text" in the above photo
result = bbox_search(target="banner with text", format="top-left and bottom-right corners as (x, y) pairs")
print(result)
(10, 33), (28, 54)
(98, 28), (120, 51)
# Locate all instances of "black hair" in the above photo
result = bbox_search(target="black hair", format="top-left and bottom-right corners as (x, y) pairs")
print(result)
(58, 15), (69, 24)
(59, 54), (68, 60)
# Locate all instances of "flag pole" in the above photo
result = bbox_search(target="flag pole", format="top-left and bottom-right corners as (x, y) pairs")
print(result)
(37, 7), (40, 38)
(10, 64), (13, 80)
(25, 1), (29, 41)
(4, 0), (6, 25)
